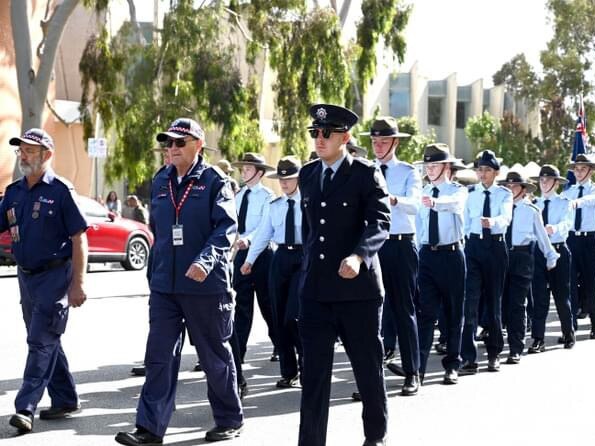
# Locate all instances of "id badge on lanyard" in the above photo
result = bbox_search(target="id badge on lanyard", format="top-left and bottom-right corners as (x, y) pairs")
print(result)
(169, 179), (194, 247)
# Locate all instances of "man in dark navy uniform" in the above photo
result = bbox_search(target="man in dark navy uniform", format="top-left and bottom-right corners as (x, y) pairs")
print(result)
(298, 104), (391, 446)
(115, 118), (243, 445)
(0, 128), (88, 433)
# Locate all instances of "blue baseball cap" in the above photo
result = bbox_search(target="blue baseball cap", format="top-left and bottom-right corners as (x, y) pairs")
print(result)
(10, 128), (54, 150)
(156, 118), (205, 142)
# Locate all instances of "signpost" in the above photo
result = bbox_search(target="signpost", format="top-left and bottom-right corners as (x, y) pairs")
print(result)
(88, 138), (108, 201)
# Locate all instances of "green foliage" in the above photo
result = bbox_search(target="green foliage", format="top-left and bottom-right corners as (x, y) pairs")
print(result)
(464, 112), (499, 155)
(492, 54), (540, 105)
(496, 112), (541, 166)
(395, 116), (435, 163)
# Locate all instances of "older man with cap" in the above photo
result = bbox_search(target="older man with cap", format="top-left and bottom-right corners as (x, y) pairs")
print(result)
(528, 165), (575, 352)
(360, 116), (421, 395)
(231, 152), (278, 362)
(298, 103), (390, 446)
(216, 159), (239, 194)
(460, 149), (513, 375)
(498, 171), (559, 364)
(115, 118), (242, 445)
(0, 128), (88, 433)
(562, 154), (595, 337)
(415, 143), (468, 385)
(241, 156), (304, 388)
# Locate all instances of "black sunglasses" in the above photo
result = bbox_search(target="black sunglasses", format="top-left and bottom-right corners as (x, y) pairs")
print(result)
(163, 137), (194, 148)
(308, 128), (346, 139)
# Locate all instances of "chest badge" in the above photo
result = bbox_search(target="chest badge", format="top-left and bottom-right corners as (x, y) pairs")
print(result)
(32, 202), (41, 219)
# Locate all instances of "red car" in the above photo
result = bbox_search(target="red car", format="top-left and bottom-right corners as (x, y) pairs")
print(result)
(0, 196), (154, 270)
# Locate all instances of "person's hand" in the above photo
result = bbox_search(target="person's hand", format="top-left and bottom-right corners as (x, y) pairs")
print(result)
(240, 262), (253, 275)
(421, 196), (434, 208)
(480, 217), (493, 228)
(68, 283), (87, 308)
(571, 199), (580, 210)
(389, 195), (398, 206)
(186, 263), (208, 282)
(235, 238), (249, 250)
(545, 224), (555, 235)
(338, 255), (362, 279)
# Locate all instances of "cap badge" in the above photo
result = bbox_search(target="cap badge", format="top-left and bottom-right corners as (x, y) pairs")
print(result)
(316, 107), (328, 120)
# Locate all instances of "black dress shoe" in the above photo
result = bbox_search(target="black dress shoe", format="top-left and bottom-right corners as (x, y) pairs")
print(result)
(9, 412), (33, 433)
(115, 428), (163, 445)
(506, 353), (521, 364)
(383, 348), (395, 362)
(434, 342), (447, 355)
(363, 439), (386, 446)
(276, 375), (299, 388)
(487, 356), (500, 372)
(352, 391), (362, 401)
(443, 369), (458, 385)
(577, 309), (588, 319)
(131, 365), (146, 376)
(458, 361), (478, 376)
(205, 424), (244, 442)
(193, 361), (203, 372)
(401, 374), (419, 396)
(528, 339), (545, 354)
(590, 330), (595, 340)
(564, 333), (576, 349)
(475, 329), (489, 343)
(386, 362), (406, 377)
(39, 404), (81, 419)
(270, 353), (279, 362)
(557, 335), (567, 344)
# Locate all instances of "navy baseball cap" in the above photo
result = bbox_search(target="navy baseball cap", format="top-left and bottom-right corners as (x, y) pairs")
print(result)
(308, 104), (358, 130)
(156, 118), (205, 142)
(10, 128), (54, 150)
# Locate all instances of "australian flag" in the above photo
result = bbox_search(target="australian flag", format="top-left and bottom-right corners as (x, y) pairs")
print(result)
(566, 96), (590, 186)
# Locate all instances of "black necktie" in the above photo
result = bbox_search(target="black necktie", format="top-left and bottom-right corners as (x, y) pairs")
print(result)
(322, 167), (333, 195)
(482, 190), (491, 239)
(380, 164), (388, 179)
(429, 187), (439, 246)
(575, 185), (584, 231)
(285, 199), (295, 245)
(542, 199), (550, 225)
(506, 204), (516, 247)
(238, 189), (251, 234)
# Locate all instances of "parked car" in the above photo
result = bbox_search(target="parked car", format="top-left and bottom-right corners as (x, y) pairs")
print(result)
(0, 196), (154, 270)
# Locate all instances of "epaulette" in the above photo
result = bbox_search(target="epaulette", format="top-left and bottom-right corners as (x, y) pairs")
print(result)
(397, 160), (415, 169)
(270, 196), (283, 204)
(4, 179), (21, 192)
(498, 185), (512, 193)
(525, 202), (540, 213)
(210, 165), (226, 179)
(451, 181), (463, 187)
(353, 156), (375, 168)
(152, 164), (168, 179)
(467, 185), (476, 192)
(302, 158), (320, 168)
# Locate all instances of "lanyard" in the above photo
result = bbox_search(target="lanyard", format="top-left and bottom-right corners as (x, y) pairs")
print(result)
(168, 179), (194, 224)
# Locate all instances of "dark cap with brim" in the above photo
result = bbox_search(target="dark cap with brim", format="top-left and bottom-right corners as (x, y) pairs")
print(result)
(477, 149), (501, 170)
(497, 171), (537, 193)
(359, 116), (410, 138)
(421, 143), (461, 164)
(346, 137), (367, 157)
(267, 156), (301, 179)
(530, 164), (568, 184)
(156, 118), (205, 142)
(10, 128), (54, 150)
(308, 104), (358, 130)
(568, 153), (595, 169)
(231, 152), (275, 171)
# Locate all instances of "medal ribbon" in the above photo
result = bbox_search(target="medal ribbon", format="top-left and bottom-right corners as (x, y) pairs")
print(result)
(169, 179), (195, 224)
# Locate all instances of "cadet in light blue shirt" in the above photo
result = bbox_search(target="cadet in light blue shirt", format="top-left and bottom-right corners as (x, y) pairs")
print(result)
(529, 165), (575, 352)
(231, 153), (278, 362)
(498, 171), (559, 364)
(561, 153), (595, 337)
(460, 150), (512, 374)
(415, 143), (467, 385)
(241, 156), (304, 389)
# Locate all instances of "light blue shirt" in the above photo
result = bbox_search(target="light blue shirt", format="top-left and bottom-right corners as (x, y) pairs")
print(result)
(246, 191), (303, 264)
(561, 180), (595, 232)
(534, 194), (572, 244)
(235, 182), (274, 242)
(376, 156), (421, 234)
(464, 183), (513, 236)
(510, 198), (559, 269)
(416, 180), (467, 246)
(320, 154), (347, 189)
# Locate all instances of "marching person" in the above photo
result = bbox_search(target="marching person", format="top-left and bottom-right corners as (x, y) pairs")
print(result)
(298, 104), (391, 446)
(241, 156), (304, 388)
(529, 165), (575, 352)
(498, 171), (559, 364)
(415, 143), (468, 385)
(460, 150), (513, 374)
(1, 128), (88, 433)
(231, 153), (278, 362)
(362, 116), (421, 395)
(115, 118), (243, 445)
(561, 153), (595, 338)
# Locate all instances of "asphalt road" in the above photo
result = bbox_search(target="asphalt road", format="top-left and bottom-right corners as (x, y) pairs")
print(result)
(1, 265), (594, 445)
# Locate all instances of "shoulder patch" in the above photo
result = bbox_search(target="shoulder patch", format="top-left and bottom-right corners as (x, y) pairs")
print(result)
(467, 185), (476, 192)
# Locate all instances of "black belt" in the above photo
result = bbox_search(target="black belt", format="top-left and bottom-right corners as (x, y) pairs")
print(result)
(509, 245), (532, 252)
(468, 233), (505, 242)
(552, 242), (566, 250)
(388, 233), (414, 241)
(19, 257), (70, 275)
(277, 244), (302, 251)
(569, 231), (595, 237)
(422, 242), (461, 252)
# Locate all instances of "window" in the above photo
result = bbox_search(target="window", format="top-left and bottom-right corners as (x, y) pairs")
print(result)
(456, 101), (468, 129)
(428, 97), (442, 126)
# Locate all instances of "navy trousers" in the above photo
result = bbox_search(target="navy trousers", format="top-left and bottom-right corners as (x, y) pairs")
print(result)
(532, 244), (573, 340)
(269, 247), (303, 380)
(417, 246), (466, 373)
(502, 247), (534, 355)
(381, 300), (397, 351)
(136, 291), (243, 437)
(378, 239), (420, 375)
(462, 237), (508, 362)
(233, 248), (276, 360)
(567, 233), (595, 328)
(298, 298), (387, 446)
(15, 263), (77, 414)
